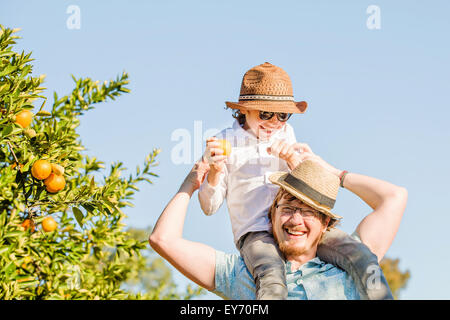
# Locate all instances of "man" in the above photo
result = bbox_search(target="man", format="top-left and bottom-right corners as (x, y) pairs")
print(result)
(149, 145), (407, 299)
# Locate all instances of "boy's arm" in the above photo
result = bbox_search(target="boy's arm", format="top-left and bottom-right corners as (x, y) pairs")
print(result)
(149, 159), (217, 290)
(198, 137), (228, 215)
(198, 163), (228, 215)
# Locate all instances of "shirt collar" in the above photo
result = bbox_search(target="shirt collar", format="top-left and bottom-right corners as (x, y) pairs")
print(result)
(286, 257), (327, 275)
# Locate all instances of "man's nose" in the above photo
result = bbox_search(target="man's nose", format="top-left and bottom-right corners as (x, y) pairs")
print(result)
(289, 212), (305, 225)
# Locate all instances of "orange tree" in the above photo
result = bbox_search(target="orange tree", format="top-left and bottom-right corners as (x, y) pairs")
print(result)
(380, 257), (410, 300)
(0, 26), (203, 299)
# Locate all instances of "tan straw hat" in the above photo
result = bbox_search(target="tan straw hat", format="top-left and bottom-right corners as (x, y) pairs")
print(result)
(269, 160), (343, 220)
(225, 62), (308, 114)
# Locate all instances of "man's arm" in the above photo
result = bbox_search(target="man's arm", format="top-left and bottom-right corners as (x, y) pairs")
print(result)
(149, 159), (217, 291)
(342, 173), (408, 262)
(293, 147), (407, 262)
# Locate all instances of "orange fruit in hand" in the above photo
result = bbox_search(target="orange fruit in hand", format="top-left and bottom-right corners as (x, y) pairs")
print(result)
(44, 173), (66, 193)
(217, 139), (232, 156)
(21, 219), (35, 232)
(31, 160), (52, 180)
(42, 216), (57, 232)
(15, 110), (34, 128)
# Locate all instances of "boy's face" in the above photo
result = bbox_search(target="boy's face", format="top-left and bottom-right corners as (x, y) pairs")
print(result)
(242, 109), (287, 140)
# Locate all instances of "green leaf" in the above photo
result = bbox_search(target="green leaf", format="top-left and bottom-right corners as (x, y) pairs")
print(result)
(1, 123), (13, 137)
(5, 231), (23, 238)
(89, 176), (95, 193)
(0, 65), (17, 77)
(36, 110), (51, 116)
(72, 207), (84, 227)
(25, 185), (33, 200)
(81, 203), (95, 214)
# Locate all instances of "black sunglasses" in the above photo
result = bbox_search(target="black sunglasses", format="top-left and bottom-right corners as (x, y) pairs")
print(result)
(259, 111), (292, 122)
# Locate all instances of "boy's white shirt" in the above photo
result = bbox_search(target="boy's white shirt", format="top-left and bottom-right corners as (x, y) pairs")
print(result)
(198, 119), (297, 247)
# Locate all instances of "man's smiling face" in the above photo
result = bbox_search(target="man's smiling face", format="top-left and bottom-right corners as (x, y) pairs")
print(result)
(271, 190), (330, 260)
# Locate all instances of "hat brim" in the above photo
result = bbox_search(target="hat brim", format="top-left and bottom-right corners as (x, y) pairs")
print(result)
(225, 100), (308, 114)
(269, 171), (343, 220)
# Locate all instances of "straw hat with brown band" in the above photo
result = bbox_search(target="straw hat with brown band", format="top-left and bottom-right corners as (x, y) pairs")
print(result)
(225, 62), (308, 114)
(269, 160), (343, 221)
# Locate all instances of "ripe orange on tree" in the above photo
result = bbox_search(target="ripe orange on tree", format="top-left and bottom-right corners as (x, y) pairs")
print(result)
(217, 139), (232, 156)
(21, 219), (35, 232)
(31, 160), (52, 180)
(42, 216), (57, 232)
(51, 163), (65, 176)
(44, 173), (66, 193)
(15, 110), (33, 128)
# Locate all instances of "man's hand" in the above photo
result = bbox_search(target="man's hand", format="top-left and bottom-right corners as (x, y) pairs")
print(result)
(150, 156), (217, 291)
(180, 156), (211, 194)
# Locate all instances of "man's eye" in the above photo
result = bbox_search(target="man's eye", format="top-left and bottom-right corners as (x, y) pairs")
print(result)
(282, 208), (295, 214)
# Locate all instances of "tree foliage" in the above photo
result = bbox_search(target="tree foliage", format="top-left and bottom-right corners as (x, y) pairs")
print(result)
(380, 257), (410, 299)
(0, 25), (203, 299)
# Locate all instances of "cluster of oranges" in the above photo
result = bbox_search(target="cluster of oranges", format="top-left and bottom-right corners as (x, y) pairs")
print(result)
(31, 160), (66, 193)
(12, 110), (61, 233)
(21, 216), (57, 233)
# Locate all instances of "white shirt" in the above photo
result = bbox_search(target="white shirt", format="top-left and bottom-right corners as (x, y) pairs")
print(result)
(198, 120), (297, 246)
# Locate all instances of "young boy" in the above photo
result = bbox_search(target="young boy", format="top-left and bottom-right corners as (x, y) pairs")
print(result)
(199, 62), (392, 300)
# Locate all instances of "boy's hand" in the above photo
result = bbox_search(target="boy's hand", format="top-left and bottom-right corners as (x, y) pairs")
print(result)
(203, 137), (228, 186)
(296, 145), (342, 177)
(267, 140), (303, 170)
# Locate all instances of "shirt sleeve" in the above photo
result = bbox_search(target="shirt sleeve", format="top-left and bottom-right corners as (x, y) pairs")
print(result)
(198, 166), (227, 216)
(350, 230), (362, 243)
(211, 250), (255, 300)
(211, 250), (236, 299)
(286, 123), (297, 144)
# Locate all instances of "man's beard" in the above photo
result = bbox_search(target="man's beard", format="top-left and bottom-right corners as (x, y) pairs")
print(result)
(273, 229), (322, 258)
(278, 240), (305, 257)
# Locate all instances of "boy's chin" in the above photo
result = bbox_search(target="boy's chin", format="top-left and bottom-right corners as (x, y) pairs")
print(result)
(257, 129), (276, 139)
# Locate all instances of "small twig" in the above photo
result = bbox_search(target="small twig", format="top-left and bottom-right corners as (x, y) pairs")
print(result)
(6, 140), (19, 164)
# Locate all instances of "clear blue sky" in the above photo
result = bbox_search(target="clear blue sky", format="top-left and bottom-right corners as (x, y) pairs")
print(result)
(2, 0), (450, 299)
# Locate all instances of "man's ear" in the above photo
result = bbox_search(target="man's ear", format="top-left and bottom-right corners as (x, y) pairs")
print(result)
(268, 213), (273, 234)
(322, 216), (331, 233)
